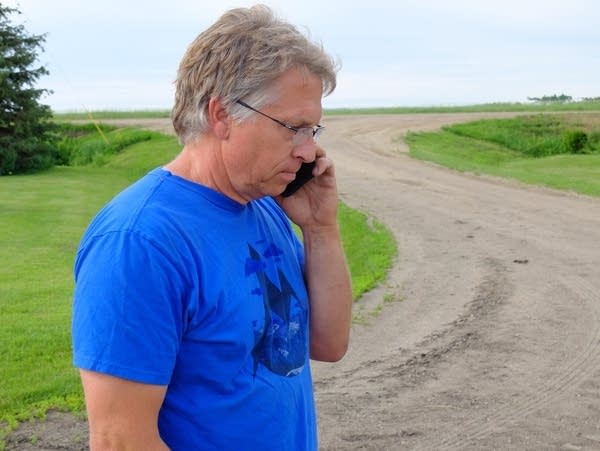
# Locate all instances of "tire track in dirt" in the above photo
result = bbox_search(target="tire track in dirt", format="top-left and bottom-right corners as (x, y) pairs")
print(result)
(313, 256), (513, 451)
(314, 257), (509, 390)
(420, 276), (600, 450)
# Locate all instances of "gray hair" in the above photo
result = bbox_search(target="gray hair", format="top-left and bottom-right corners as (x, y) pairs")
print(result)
(171, 4), (339, 144)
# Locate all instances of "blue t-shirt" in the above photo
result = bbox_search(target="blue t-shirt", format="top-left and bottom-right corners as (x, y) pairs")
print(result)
(72, 168), (317, 450)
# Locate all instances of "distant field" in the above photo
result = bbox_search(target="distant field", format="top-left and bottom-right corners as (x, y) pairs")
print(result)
(52, 100), (600, 121)
(53, 110), (172, 121)
(326, 100), (600, 115)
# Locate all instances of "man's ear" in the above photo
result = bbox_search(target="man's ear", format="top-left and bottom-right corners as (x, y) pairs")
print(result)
(207, 97), (231, 139)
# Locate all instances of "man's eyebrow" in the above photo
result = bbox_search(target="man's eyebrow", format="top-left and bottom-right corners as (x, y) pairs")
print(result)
(288, 117), (321, 128)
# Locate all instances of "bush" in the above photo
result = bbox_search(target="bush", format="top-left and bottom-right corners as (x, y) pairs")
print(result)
(0, 145), (17, 175)
(0, 135), (55, 175)
(562, 130), (588, 154)
(51, 123), (116, 165)
(64, 126), (158, 166)
(588, 131), (600, 152)
(446, 115), (600, 158)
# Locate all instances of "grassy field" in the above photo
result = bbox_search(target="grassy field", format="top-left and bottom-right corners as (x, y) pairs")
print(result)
(0, 126), (395, 442)
(405, 113), (600, 197)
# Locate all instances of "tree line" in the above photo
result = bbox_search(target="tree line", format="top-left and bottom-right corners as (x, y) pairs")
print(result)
(527, 94), (573, 103)
(527, 94), (600, 104)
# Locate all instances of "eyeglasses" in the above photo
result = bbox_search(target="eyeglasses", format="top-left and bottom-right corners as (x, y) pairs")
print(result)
(236, 100), (324, 146)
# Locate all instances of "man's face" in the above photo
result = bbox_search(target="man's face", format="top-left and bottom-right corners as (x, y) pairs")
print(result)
(223, 68), (323, 202)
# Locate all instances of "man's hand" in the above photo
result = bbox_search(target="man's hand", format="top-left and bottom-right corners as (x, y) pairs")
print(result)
(276, 146), (339, 231)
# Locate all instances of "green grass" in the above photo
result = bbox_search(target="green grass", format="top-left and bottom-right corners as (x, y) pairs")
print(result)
(0, 167), (137, 440)
(501, 154), (600, 194)
(0, 125), (397, 443)
(337, 203), (397, 299)
(405, 113), (600, 196)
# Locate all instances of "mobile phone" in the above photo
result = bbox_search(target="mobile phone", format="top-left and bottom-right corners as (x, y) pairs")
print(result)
(281, 161), (316, 197)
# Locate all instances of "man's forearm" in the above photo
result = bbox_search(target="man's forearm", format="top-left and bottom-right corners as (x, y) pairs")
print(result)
(302, 225), (352, 362)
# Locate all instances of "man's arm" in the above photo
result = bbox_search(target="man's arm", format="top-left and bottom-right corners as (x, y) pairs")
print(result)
(277, 148), (352, 362)
(302, 224), (352, 361)
(80, 369), (170, 450)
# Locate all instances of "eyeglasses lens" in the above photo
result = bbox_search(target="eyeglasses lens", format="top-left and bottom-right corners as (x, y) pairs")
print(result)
(292, 127), (323, 146)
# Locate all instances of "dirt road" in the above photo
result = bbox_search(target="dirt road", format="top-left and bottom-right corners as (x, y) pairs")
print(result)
(8, 113), (600, 450)
(314, 113), (600, 450)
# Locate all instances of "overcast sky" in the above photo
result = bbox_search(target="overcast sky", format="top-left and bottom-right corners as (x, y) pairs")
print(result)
(5, 0), (600, 111)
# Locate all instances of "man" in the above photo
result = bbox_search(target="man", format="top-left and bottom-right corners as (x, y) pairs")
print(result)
(72, 5), (352, 450)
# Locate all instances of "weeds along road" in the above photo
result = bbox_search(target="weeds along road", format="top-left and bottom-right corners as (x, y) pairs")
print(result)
(49, 113), (600, 450)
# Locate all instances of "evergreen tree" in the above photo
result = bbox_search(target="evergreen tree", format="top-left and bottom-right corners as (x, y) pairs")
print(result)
(0, 4), (55, 175)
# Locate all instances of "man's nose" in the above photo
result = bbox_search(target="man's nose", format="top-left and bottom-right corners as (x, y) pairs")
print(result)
(292, 140), (317, 162)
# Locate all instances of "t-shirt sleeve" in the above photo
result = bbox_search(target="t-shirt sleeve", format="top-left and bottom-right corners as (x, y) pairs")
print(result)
(72, 230), (186, 385)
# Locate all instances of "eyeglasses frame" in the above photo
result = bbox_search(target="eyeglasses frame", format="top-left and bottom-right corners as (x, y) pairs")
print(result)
(236, 100), (324, 144)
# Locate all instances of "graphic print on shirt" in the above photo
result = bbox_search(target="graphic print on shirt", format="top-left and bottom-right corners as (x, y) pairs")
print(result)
(245, 242), (307, 377)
